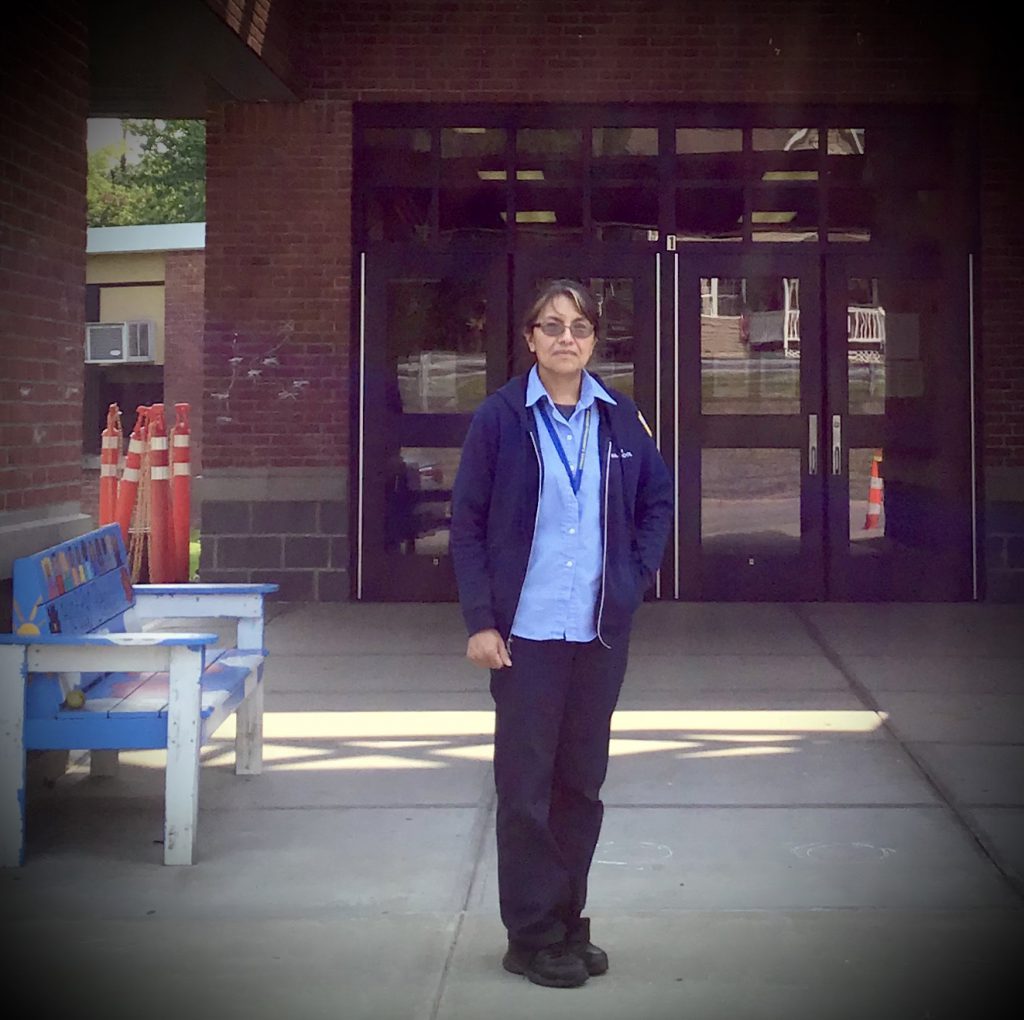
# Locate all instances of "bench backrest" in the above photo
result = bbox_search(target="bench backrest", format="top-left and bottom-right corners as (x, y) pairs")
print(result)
(12, 523), (135, 638)
(12, 524), (136, 718)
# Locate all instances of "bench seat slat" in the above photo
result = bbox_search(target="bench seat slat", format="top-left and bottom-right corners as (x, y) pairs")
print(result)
(23, 649), (260, 751)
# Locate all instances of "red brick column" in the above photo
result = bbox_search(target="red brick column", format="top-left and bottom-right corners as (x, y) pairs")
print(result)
(164, 250), (206, 486)
(1, 5), (91, 609)
(980, 100), (1024, 598)
(199, 102), (352, 599)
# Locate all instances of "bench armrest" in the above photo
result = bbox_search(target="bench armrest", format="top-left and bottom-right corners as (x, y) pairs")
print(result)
(132, 586), (276, 650)
(0, 632), (219, 647)
(135, 584), (279, 596)
(0, 632), (219, 675)
(132, 586), (277, 626)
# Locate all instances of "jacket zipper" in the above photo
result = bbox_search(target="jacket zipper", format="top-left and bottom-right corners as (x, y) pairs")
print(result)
(506, 430), (544, 642)
(596, 438), (613, 649)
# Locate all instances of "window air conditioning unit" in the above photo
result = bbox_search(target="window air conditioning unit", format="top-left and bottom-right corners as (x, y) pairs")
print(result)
(85, 320), (154, 363)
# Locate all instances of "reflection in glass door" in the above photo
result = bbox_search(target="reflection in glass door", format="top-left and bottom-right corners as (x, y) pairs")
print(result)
(826, 255), (973, 599)
(679, 255), (823, 599)
(359, 250), (507, 600)
(676, 252), (973, 601)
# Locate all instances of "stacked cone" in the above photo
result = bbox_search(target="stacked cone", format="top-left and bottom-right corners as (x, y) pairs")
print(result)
(170, 403), (192, 584)
(102, 403), (193, 582)
(98, 404), (121, 525)
(863, 449), (883, 530)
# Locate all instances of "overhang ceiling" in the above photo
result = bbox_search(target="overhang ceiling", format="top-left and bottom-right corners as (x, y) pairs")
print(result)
(89, 0), (297, 119)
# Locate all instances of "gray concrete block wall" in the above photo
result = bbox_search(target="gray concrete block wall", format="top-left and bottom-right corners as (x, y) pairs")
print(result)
(199, 498), (349, 601)
(984, 499), (1024, 602)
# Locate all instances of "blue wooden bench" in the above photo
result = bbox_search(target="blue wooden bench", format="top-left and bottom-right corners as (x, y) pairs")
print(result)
(0, 523), (278, 865)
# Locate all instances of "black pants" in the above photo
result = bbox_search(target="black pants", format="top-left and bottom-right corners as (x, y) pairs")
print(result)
(490, 634), (630, 949)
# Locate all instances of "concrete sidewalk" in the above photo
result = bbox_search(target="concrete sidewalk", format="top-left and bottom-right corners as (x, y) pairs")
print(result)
(3, 601), (1023, 1019)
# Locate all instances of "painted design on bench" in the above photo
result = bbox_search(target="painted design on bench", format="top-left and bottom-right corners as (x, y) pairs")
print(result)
(36, 531), (124, 601)
(80, 656), (251, 716)
(13, 595), (42, 636)
(13, 525), (134, 638)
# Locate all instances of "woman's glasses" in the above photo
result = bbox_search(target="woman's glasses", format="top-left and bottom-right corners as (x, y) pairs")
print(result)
(533, 319), (595, 340)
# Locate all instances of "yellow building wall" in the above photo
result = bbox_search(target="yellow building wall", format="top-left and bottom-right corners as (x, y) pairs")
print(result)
(86, 252), (165, 284)
(88, 253), (166, 364)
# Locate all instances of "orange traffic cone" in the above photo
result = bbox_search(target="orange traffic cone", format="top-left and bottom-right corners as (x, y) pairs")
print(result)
(98, 403), (122, 525)
(147, 403), (173, 583)
(170, 403), (191, 582)
(863, 449), (883, 530)
(115, 406), (148, 550)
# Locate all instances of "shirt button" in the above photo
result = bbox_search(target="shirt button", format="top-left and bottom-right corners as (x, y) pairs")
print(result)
(565, 433), (573, 441)
(566, 560), (574, 567)
(568, 528), (576, 535)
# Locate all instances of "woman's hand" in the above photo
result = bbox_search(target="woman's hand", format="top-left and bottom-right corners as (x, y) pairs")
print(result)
(467, 628), (512, 670)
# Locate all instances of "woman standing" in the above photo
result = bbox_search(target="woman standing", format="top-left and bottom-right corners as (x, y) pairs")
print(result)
(451, 279), (673, 988)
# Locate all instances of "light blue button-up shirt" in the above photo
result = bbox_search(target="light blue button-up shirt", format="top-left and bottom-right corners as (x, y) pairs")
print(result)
(510, 366), (617, 642)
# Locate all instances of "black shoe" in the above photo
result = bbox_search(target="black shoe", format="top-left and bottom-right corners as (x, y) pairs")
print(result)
(566, 917), (609, 976)
(502, 942), (590, 988)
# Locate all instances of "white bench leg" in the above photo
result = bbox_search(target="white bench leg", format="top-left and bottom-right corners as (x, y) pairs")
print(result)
(164, 646), (203, 865)
(235, 615), (266, 776)
(0, 646), (27, 867)
(90, 750), (119, 777)
(235, 672), (263, 775)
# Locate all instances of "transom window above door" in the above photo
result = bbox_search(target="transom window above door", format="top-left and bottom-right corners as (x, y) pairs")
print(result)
(356, 107), (971, 253)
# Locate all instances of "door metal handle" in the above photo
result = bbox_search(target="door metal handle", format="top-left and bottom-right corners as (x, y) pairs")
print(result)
(831, 414), (842, 475)
(808, 414), (818, 475)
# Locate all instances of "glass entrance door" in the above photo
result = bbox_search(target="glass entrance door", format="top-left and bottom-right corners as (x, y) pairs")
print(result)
(677, 253), (824, 600)
(675, 251), (974, 601)
(825, 253), (974, 599)
(358, 249), (507, 600)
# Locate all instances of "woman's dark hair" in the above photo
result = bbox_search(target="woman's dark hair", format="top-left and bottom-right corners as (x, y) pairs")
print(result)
(519, 278), (600, 339)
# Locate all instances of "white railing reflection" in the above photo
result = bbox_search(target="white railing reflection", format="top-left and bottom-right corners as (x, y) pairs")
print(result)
(848, 306), (885, 344)
(743, 305), (886, 359)
(397, 351), (486, 413)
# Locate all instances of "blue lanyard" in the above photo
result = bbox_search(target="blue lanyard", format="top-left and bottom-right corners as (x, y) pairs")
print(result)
(537, 403), (592, 495)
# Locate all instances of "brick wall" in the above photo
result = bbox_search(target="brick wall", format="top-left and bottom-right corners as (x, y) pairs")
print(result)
(204, 0), (300, 94)
(2, 5), (88, 515)
(980, 106), (1024, 472)
(301, 0), (982, 104)
(204, 101), (351, 471)
(979, 95), (1024, 596)
(1, 5), (92, 598)
(200, 102), (351, 597)
(164, 250), (206, 484)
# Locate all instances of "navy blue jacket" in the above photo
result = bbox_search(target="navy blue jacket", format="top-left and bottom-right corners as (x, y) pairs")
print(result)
(451, 372), (673, 647)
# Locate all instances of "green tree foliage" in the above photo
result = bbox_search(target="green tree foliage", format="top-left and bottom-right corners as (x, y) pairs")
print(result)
(88, 119), (205, 226)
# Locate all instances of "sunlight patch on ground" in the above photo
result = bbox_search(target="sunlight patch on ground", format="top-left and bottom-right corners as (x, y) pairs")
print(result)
(87, 709), (885, 771)
(679, 745), (797, 760)
(613, 710), (887, 734)
(212, 709), (886, 741)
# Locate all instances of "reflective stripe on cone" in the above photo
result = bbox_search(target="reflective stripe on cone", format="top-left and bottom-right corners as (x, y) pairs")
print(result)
(99, 403), (122, 525)
(147, 403), (173, 583)
(171, 402), (191, 582)
(863, 449), (883, 530)
(115, 406), (148, 549)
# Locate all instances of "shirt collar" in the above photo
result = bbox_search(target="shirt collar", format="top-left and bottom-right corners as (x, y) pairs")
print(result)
(524, 365), (618, 410)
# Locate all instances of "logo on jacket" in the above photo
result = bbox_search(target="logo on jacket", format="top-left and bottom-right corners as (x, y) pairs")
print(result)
(610, 449), (633, 459)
